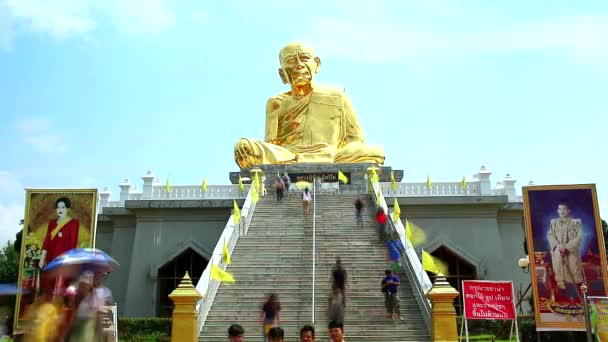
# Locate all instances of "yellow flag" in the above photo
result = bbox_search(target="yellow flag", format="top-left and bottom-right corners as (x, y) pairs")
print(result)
(405, 220), (427, 247)
(461, 176), (467, 190)
(238, 175), (244, 192)
(222, 239), (231, 265)
(393, 198), (401, 222)
(338, 171), (349, 184)
(251, 182), (259, 204)
(391, 171), (397, 191)
(211, 263), (235, 283)
(233, 200), (241, 225)
(421, 250), (448, 275)
(370, 169), (379, 183)
(426, 173), (432, 189)
(202, 177), (208, 192)
(165, 178), (171, 193)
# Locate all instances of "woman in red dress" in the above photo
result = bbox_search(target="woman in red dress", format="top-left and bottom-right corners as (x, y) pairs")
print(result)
(39, 197), (80, 294)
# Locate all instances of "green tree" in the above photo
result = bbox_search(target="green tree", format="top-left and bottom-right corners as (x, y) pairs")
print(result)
(603, 219), (608, 254)
(0, 240), (19, 283)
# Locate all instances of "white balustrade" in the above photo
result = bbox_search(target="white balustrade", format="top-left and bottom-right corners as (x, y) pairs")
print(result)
(380, 181), (480, 197)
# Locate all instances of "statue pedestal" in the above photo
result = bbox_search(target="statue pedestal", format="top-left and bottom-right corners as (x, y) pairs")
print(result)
(229, 163), (403, 193)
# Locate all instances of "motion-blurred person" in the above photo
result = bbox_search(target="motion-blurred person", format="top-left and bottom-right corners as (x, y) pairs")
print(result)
(227, 323), (244, 342)
(260, 293), (281, 342)
(331, 257), (347, 305)
(328, 320), (345, 342)
(274, 177), (285, 202)
(299, 324), (315, 342)
(375, 208), (388, 242)
(281, 173), (290, 197)
(268, 326), (284, 342)
(302, 188), (311, 216)
(327, 289), (345, 325)
(354, 198), (364, 225)
(23, 286), (62, 342)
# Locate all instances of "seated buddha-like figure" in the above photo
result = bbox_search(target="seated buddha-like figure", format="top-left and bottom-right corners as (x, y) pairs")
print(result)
(234, 42), (384, 169)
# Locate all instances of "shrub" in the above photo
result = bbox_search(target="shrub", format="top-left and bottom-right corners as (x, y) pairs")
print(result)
(118, 318), (171, 341)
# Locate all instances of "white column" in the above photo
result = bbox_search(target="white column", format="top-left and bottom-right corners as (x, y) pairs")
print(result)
(477, 165), (492, 195)
(99, 187), (111, 213)
(503, 174), (517, 202)
(142, 170), (155, 199)
(119, 178), (132, 206)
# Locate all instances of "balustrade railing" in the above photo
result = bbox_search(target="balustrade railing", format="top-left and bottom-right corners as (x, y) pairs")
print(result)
(380, 181), (480, 197)
(195, 185), (257, 331)
(371, 180), (433, 332)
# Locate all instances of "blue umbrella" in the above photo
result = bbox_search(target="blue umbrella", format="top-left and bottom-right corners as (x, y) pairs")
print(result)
(43, 248), (118, 274)
(0, 283), (20, 296)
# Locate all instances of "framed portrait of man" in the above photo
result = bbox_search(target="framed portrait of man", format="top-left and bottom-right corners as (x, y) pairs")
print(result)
(523, 184), (607, 331)
(13, 189), (98, 332)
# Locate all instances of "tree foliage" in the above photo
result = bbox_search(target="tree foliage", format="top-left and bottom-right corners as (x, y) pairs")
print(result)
(0, 240), (19, 283)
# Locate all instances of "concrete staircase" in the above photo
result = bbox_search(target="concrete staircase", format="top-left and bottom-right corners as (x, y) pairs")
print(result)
(200, 190), (430, 341)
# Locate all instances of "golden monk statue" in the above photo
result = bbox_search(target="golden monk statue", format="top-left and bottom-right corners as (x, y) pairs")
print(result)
(234, 42), (385, 169)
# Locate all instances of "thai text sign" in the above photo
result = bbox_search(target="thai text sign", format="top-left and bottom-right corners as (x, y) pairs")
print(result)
(463, 280), (516, 320)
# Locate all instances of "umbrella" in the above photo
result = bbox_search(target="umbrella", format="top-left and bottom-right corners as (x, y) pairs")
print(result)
(0, 283), (20, 296)
(295, 181), (311, 190)
(44, 248), (118, 275)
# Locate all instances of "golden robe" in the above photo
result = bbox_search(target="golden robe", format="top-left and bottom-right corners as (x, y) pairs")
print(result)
(235, 85), (384, 168)
(547, 217), (584, 284)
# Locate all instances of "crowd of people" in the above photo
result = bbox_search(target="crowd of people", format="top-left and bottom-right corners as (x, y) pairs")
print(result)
(223, 194), (406, 341)
(22, 270), (114, 341)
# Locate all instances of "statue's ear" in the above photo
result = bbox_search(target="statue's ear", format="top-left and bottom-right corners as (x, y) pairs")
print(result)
(278, 68), (289, 84)
(314, 56), (321, 74)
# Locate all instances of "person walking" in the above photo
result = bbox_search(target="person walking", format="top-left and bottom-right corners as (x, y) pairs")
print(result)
(274, 177), (284, 202)
(281, 173), (290, 197)
(260, 293), (281, 341)
(381, 269), (404, 321)
(302, 188), (312, 216)
(331, 257), (347, 305)
(375, 208), (388, 242)
(354, 198), (364, 225)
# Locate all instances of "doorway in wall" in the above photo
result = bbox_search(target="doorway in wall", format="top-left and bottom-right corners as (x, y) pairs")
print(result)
(427, 245), (477, 315)
(156, 248), (207, 317)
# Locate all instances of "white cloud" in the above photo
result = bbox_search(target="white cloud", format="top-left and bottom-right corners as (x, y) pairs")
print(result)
(15, 117), (67, 154)
(0, 172), (25, 244)
(0, 0), (176, 48)
(105, 0), (175, 35)
(0, 203), (23, 244)
(302, 6), (608, 71)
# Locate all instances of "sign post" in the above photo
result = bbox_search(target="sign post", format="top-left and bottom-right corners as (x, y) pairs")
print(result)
(461, 280), (519, 342)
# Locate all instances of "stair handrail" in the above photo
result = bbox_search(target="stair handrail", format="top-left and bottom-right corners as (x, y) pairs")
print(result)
(370, 179), (433, 332)
(196, 185), (258, 332)
(311, 177), (317, 324)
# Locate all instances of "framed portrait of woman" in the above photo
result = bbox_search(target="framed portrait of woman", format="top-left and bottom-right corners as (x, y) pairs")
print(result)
(13, 189), (98, 332)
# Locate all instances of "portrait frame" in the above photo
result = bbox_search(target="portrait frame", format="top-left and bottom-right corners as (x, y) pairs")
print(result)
(523, 184), (607, 331)
(13, 188), (98, 333)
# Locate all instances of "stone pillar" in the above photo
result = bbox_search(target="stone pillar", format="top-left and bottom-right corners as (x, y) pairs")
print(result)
(118, 179), (131, 206)
(98, 187), (111, 213)
(502, 173), (517, 201)
(169, 272), (203, 342)
(477, 165), (492, 195)
(142, 170), (155, 199)
(425, 274), (460, 342)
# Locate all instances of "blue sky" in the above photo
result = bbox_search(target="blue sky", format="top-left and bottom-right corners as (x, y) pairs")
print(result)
(1, 0), (607, 244)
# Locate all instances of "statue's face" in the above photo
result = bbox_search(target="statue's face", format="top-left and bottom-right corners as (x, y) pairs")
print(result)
(280, 45), (319, 86)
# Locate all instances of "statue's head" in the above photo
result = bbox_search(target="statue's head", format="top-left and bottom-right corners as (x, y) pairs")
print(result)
(278, 42), (321, 86)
